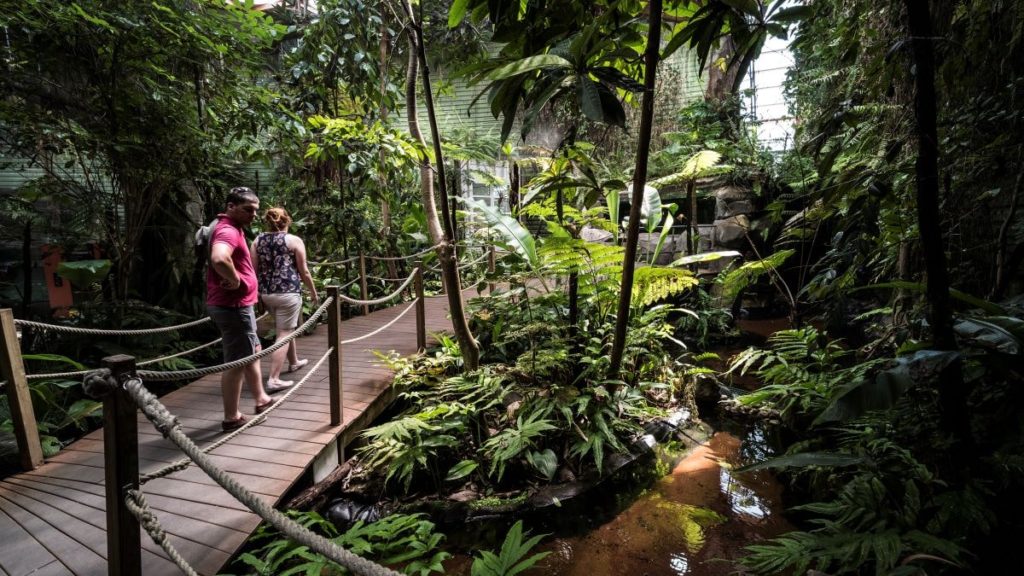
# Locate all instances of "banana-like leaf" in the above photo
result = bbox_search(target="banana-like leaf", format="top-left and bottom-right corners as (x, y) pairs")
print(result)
(814, 350), (961, 425)
(624, 183), (662, 233)
(57, 259), (112, 287)
(670, 250), (741, 267)
(460, 197), (538, 269)
(606, 189), (620, 243)
(853, 281), (1006, 315)
(954, 317), (1022, 354)
(651, 203), (679, 264)
(487, 54), (572, 81)
(737, 452), (864, 473)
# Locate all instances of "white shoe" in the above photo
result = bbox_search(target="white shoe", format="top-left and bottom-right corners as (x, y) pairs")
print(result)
(266, 380), (294, 393)
(287, 359), (309, 373)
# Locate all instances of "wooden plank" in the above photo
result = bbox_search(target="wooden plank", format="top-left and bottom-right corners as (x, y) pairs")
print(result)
(0, 500), (58, 576)
(0, 491), (106, 576)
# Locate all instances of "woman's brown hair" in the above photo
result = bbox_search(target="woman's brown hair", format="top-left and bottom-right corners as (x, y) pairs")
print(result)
(264, 207), (292, 232)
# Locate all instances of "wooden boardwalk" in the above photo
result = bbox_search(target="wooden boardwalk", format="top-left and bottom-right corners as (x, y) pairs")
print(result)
(0, 294), (457, 576)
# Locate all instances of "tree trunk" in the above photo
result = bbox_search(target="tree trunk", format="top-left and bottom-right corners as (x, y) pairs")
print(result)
(905, 0), (968, 451)
(402, 4), (479, 369)
(686, 180), (697, 255)
(21, 221), (32, 318)
(379, 15), (399, 281)
(609, 0), (662, 378)
(906, 0), (954, 350)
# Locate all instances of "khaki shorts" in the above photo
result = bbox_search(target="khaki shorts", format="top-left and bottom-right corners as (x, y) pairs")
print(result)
(207, 305), (260, 363)
(261, 292), (303, 332)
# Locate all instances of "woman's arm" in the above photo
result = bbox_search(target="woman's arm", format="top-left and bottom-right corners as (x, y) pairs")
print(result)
(289, 234), (319, 303)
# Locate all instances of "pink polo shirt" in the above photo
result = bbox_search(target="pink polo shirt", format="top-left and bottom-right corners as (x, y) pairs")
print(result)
(206, 215), (259, 307)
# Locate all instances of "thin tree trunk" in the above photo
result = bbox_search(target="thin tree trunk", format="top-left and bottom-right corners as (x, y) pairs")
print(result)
(687, 180), (697, 255)
(21, 221), (31, 318)
(379, 16), (399, 280)
(905, 0), (968, 452)
(906, 0), (954, 350)
(992, 168), (1022, 300)
(609, 0), (662, 377)
(402, 4), (479, 369)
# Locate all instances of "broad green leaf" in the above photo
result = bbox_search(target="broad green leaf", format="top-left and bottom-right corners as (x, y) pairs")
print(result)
(448, 0), (470, 28)
(670, 250), (741, 267)
(525, 449), (558, 480)
(737, 452), (865, 473)
(486, 54), (572, 81)
(460, 197), (538, 269)
(606, 188), (620, 243)
(56, 259), (112, 287)
(445, 459), (478, 481)
(23, 354), (87, 370)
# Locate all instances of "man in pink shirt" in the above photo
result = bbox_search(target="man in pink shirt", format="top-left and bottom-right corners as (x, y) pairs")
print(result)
(207, 187), (275, 431)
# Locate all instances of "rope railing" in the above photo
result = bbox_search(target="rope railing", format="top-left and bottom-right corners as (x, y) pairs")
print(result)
(137, 298), (332, 382)
(341, 301), (418, 345)
(363, 272), (409, 283)
(112, 375), (402, 576)
(312, 255), (359, 267)
(335, 270), (416, 307)
(364, 244), (436, 262)
(22, 313), (270, 381)
(13, 315), (211, 336)
(139, 348), (333, 484)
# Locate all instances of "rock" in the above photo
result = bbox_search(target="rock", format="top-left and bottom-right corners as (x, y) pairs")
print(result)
(448, 489), (479, 503)
(712, 215), (750, 248)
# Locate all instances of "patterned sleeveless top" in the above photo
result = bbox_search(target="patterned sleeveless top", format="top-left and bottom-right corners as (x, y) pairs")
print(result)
(255, 232), (302, 294)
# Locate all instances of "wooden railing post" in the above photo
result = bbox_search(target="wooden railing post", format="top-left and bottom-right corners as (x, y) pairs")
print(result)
(358, 252), (369, 316)
(0, 309), (43, 470)
(326, 287), (344, 426)
(414, 261), (426, 352)
(487, 245), (496, 294)
(101, 354), (141, 576)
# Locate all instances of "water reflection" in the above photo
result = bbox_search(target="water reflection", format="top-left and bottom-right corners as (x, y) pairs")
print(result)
(522, 432), (792, 576)
(669, 552), (690, 575)
(719, 467), (770, 519)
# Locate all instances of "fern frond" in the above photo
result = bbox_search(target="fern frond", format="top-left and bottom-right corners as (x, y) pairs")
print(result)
(632, 267), (698, 307)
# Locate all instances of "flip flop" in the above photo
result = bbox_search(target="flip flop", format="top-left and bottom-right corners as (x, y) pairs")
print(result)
(288, 359), (309, 373)
(255, 398), (278, 415)
(221, 414), (248, 432)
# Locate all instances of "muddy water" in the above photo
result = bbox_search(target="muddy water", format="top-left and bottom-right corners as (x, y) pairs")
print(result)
(522, 431), (791, 576)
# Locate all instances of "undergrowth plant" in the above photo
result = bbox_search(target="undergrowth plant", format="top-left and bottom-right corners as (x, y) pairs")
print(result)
(233, 511), (450, 576)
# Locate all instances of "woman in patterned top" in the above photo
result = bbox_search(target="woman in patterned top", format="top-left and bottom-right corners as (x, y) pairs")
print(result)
(251, 207), (319, 392)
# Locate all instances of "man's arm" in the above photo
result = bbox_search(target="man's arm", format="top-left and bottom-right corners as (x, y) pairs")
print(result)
(210, 242), (240, 290)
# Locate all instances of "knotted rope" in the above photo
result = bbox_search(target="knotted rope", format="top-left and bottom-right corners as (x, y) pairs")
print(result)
(139, 348), (332, 483)
(14, 315), (211, 336)
(108, 375), (401, 576)
(136, 298), (331, 382)
(124, 489), (200, 576)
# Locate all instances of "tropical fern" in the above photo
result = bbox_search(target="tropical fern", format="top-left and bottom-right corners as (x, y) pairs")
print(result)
(719, 249), (795, 303)
(632, 267), (698, 307)
(470, 520), (550, 576)
(482, 410), (556, 481)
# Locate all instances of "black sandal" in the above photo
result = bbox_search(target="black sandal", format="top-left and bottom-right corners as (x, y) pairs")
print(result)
(221, 414), (248, 432)
(255, 398), (278, 414)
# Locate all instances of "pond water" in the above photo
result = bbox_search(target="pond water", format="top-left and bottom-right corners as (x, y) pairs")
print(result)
(442, 427), (791, 576)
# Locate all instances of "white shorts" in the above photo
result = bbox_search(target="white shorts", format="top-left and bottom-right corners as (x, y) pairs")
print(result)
(261, 292), (302, 332)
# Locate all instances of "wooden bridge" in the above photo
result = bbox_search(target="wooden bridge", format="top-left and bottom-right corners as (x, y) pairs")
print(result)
(0, 282), (467, 576)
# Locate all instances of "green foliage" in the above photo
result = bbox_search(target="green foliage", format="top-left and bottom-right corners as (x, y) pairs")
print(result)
(470, 521), (550, 576)
(236, 511), (450, 576)
(482, 411), (556, 481)
(718, 249), (794, 304)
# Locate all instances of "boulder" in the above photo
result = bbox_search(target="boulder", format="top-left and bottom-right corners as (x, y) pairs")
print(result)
(712, 215), (750, 249)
